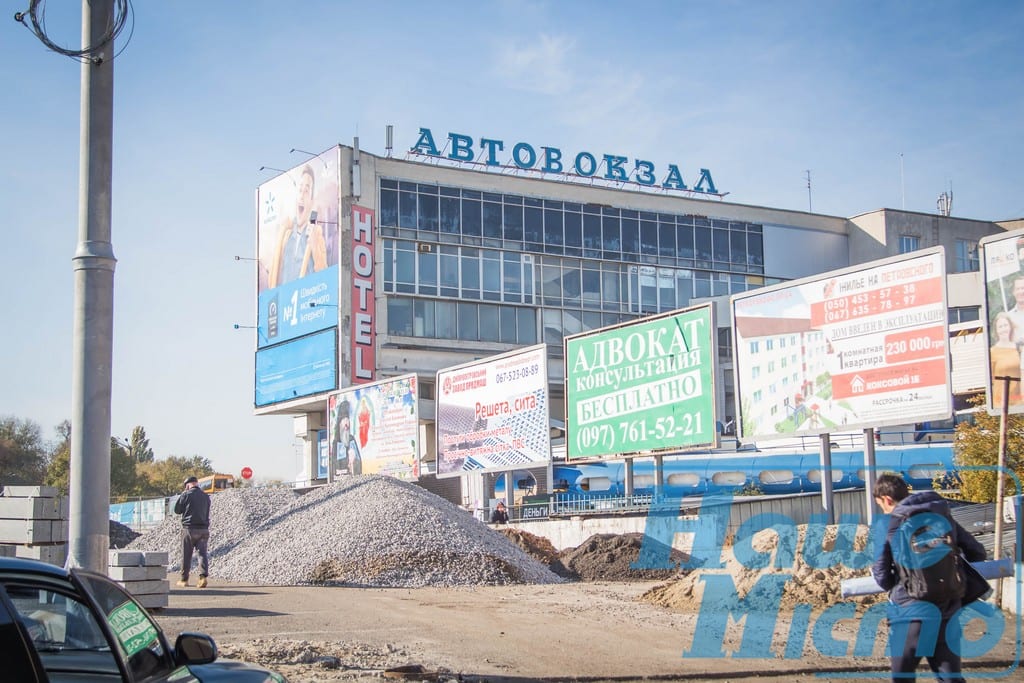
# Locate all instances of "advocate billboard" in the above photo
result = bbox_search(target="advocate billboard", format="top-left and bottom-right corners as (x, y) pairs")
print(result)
(980, 228), (1024, 414)
(256, 149), (341, 349)
(435, 345), (550, 478)
(327, 374), (420, 480)
(564, 303), (717, 460)
(732, 247), (950, 440)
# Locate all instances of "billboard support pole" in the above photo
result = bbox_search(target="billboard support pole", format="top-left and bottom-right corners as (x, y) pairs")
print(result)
(819, 434), (835, 525)
(654, 454), (665, 503)
(993, 375), (1011, 606)
(624, 457), (634, 505)
(863, 428), (877, 525)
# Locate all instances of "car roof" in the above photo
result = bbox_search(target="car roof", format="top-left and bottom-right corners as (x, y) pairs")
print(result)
(0, 557), (72, 579)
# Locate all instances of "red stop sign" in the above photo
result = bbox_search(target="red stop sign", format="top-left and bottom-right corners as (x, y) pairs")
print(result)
(241, 467), (253, 480)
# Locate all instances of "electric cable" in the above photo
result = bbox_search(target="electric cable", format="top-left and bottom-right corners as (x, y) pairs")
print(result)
(14, 0), (133, 63)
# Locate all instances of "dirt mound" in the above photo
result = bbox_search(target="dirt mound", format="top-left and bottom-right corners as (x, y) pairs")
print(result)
(642, 523), (882, 612)
(109, 520), (140, 549)
(559, 533), (687, 582)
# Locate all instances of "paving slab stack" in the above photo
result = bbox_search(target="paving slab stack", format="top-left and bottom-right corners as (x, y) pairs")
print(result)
(0, 485), (68, 565)
(108, 550), (170, 610)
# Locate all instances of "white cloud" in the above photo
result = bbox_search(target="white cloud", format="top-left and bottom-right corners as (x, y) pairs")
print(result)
(494, 33), (576, 96)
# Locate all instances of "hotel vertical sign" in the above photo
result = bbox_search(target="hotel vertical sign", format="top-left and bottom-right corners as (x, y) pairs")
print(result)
(352, 205), (375, 383)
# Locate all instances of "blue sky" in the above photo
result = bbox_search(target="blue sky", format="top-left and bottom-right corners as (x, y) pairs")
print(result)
(2, 1), (1021, 481)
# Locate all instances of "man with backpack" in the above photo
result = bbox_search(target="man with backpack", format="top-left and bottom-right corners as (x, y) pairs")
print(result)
(871, 473), (986, 682)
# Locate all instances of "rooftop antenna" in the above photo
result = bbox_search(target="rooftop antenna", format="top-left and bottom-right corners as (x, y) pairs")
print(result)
(899, 153), (906, 210)
(805, 170), (812, 213)
(386, 124), (394, 158)
(937, 181), (953, 217)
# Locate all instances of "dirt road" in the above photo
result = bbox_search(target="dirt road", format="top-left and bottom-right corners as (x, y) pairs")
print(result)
(154, 579), (1020, 682)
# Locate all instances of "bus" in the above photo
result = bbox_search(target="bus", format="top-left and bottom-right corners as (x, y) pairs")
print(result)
(196, 473), (235, 493)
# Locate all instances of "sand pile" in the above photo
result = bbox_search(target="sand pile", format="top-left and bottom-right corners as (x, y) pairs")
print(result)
(643, 523), (880, 611)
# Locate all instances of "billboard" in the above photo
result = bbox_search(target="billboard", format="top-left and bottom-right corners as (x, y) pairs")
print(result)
(256, 150), (340, 349)
(435, 345), (550, 478)
(732, 248), (950, 440)
(327, 375), (420, 480)
(564, 304), (717, 459)
(980, 228), (1024, 413)
(254, 329), (337, 407)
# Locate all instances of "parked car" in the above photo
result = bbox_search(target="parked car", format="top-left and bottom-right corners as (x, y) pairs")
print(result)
(0, 557), (285, 682)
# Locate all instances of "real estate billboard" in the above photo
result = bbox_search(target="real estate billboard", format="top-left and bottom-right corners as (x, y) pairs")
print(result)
(564, 303), (717, 459)
(732, 247), (950, 440)
(327, 374), (420, 480)
(980, 228), (1024, 414)
(435, 345), (550, 478)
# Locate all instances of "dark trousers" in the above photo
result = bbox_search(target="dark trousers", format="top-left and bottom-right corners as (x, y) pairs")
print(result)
(181, 527), (209, 580)
(889, 618), (964, 683)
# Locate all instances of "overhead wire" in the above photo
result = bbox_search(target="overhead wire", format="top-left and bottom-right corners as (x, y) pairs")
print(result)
(14, 0), (133, 63)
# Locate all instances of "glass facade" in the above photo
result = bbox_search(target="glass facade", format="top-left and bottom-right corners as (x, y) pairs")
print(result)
(380, 178), (766, 346)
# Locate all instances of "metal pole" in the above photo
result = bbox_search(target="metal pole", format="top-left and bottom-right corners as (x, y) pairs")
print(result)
(67, 0), (115, 572)
(993, 375), (1011, 605)
(820, 434), (835, 525)
(863, 428), (877, 525)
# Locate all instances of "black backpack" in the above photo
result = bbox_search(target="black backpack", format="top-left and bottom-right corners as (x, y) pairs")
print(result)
(892, 509), (965, 603)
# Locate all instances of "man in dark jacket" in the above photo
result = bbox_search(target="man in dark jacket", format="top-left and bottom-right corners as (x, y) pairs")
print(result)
(871, 473), (986, 682)
(173, 475), (211, 588)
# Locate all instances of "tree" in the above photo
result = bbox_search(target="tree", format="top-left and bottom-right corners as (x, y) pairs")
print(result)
(124, 426), (154, 463)
(135, 455), (214, 497)
(0, 416), (49, 485)
(952, 397), (1024, 502)
(109, 439), (140, 500)
(43, 424), (141, 499)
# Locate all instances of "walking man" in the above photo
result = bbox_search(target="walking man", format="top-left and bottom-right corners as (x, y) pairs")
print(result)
(174, 475), (211, 588)
(871, 473), (985, 682)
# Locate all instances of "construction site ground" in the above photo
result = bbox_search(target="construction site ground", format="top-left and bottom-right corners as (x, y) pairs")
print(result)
(155, 577), (1021, 683)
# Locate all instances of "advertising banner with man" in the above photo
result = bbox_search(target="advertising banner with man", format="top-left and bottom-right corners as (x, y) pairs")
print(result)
(255, 149), (341, 349)
(564, 304), (717, 459)
(732, 248), (950, 440)
(980, 228), (1024, 414)
(435, 345), (550, 478)
(328, 374), (420, 480)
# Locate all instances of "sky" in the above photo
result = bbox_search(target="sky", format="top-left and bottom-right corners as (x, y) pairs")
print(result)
(1, 1), (1022, 482)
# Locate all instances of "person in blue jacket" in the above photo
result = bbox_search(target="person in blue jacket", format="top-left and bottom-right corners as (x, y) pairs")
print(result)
(871, 473), (986, 683)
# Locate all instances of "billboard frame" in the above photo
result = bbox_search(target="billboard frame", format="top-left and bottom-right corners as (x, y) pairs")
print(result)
(563, 302), (718, 461)
(979, 228), (1024, 415)
(434, 344), (551, 479)
(731, 246), (951, 442)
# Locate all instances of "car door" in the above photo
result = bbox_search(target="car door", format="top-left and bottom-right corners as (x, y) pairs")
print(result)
(0, 584), (45, 682)
(0, 576), (124, 681)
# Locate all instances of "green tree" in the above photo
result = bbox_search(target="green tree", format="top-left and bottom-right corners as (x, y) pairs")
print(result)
(136, 455), (214, 497)
(124, 426), (155, 463)
(952, 398), (1024, 502)
(0, 416), (49, 485)
(42, 424), (142, 499)
(109, 438), (140, 500)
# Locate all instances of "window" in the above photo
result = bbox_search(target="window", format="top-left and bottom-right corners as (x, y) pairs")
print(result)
(899, 234), (920, 253)
(948, 306), (980, 324)
(955, 239), (979, 272)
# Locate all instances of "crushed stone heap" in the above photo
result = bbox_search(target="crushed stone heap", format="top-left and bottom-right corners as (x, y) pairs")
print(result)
(128, 475), (563, 588)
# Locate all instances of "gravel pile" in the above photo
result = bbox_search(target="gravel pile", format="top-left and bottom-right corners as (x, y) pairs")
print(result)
(128, 475), (562, 588)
